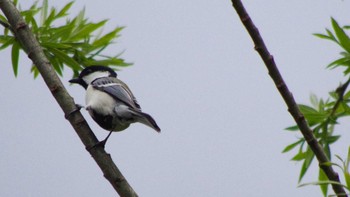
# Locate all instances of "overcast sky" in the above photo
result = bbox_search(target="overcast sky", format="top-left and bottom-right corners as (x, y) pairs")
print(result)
(1, 0), (350, 196)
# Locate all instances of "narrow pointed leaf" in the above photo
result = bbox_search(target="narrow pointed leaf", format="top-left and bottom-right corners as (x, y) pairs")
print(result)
(70, 20), (107, 41)
(331, 18), (350, 53)
(298, 180), (349, 189)
(40, 0), (48, 26)
(313, 33), (334, 41)
(44, 8), (56, 27)
(284, 125), (299, 131)
(48, 47), (81, 70)
(11, 41), (20, 77)
(282, 140), (303, 153)
(0, 36), (14, 50)
(56, 2), (74, 18)
(291, 151), (306, 161)
(318, 169), (328, 197)
(326, 28), (337, 42)
(327, 57), (350, 69)
(93, 27), (123, 48)
(299, 147), (315, 182)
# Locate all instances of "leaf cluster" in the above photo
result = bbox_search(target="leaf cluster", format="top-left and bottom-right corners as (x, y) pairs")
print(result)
(0, 0), (130, 77)
(284, 18), (350, 196)
(314, 18), (350, 75)
(298, 148), (350, 197)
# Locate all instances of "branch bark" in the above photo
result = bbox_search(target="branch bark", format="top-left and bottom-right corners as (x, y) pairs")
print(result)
(0, 0), (138, 196)
(230, 0), (347, 196)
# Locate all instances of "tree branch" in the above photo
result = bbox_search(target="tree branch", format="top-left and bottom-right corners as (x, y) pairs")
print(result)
(0, 0), (138, 196)
(230, 0), (347, 196)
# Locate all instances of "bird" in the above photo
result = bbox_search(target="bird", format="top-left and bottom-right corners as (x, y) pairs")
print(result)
(69, 65), (160, 147)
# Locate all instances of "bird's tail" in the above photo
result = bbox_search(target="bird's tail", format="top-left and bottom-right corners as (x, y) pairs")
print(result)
(132, 110), (161, 132)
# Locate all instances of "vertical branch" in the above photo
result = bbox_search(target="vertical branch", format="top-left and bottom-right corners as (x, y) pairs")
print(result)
(230, 0), (347, 196)
(0, 0), (138, 196)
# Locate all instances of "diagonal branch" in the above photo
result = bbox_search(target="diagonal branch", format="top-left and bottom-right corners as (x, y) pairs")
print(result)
(0, 0), (137, 196)
(230, 0), (347, 196)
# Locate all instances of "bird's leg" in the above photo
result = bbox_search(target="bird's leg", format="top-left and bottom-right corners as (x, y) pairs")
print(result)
(99, 131), (113, 147)
(88, 131), (113, 150)
(65, 104), (84, 119)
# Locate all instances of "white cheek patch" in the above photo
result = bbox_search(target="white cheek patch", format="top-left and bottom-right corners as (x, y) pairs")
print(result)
(85, 86), (116, 115)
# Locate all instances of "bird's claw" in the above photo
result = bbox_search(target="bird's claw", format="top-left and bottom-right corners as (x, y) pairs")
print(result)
(65, 104), (84, 119)
(86, 140), (107, 151)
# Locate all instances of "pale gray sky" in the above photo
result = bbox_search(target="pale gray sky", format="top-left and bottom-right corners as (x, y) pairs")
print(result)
(1, 0), (350, 196)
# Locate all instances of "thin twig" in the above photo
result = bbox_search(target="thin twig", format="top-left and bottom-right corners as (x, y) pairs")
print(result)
(332, 77), (350, 116)
(0, 0), (138, 196)
(230, 0), (347, 196)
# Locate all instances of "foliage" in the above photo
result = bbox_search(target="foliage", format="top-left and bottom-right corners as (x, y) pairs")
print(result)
(284, 18), (350, 196)
(0, 0), (130, 77)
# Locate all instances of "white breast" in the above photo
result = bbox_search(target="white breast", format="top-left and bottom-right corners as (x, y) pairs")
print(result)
(85, 85), (116, 115)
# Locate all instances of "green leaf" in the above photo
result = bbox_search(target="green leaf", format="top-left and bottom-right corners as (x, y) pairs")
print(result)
(327, 57), (350, 69)
(41, 42), (73, 50)
(70, 20), (107, 41)
(56, 2), (74, 18)
(325, 135), (341, 144)
(284, 125), (299, 131)
(11, 41), (20, 77)
(345, 147), (350, 189)
(313, 33), (335, 42)
(298, 104), (327, 125)
(326, 28), (337, 42)
(51, 56), (63, 76)
(282, 140), (303, 153)
(48, 25), (75, 41)
(344, 172), (350, 190)
(299, 104), (318, 114)
(324, 144), (332, 161)
(310, 94), (318, 109)
(298, 180), (349, 189)
(292, 151), (306, 161)
(86, 58), (130, 67)
(299, 147), (315, 182)
(31, 65), (40, 78)
(331, 18), (350, 53)
(93, 27), (123, 48)
(0, 36), (15, 50)
(0, 14), (8, 24)
(40, 0), (48, 26)
(43, 8), (56, 27)
(29, 15), (39, 33)
(318, 169), (328, 197)
(48, 47), (81, 70)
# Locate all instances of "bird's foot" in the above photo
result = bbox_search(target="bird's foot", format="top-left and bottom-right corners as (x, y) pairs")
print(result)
(86, 140), (107, 151)
(86, 131), (112, 151)
(65, 104), (84, 119)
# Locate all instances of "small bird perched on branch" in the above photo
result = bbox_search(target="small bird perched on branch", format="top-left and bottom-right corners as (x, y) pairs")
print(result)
(69, 65), (160, 147)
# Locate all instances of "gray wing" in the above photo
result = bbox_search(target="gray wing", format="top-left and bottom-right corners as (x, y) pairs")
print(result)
(91, 77), (141, 110)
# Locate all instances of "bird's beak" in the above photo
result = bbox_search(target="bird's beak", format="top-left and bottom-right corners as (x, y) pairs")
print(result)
(69, 78), (81, 84)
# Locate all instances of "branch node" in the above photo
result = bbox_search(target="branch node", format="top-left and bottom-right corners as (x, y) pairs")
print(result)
(241, 15), (250, 22)
(27, 45), (42, 59)
(267, 55), (274, 62)
(49, 84), (60, 94)
(15, 21), (26, 30)
(254, 45), (260, 51)
(276, 81), (285, 89)
(115, 176), (126, 184)
(65, 104), (83, 120)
